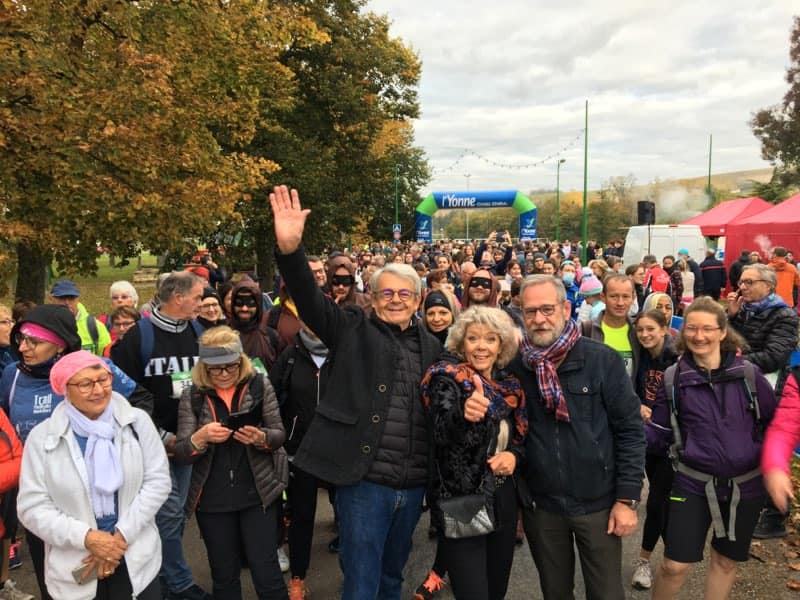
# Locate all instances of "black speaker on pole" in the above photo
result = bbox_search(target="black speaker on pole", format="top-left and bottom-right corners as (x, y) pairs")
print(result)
(637, 201), (655, 225)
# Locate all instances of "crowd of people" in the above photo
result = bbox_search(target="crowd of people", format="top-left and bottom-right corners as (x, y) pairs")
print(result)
(0, 186), (797, 599)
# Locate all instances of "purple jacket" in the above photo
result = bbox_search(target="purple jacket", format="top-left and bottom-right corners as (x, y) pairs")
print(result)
(645, 352), (776, 500)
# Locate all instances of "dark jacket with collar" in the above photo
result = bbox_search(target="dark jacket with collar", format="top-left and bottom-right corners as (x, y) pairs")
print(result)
(580, 311), (642, 387)
(509, 337), (645, 516)
(275, 247), (441, 486)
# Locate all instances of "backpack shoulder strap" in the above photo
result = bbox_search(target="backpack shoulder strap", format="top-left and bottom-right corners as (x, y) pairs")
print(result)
(190, 319), (204, 338)
(86, 316), (99, 351)
(190, 384), (205, 418)
(741, 360), (763, 435)
(580, 319), (592, 337)
(267, 306), (281, 331)
(663, 362), (684, 461)
(248, 373), (265, 407)
(138, 316), (154, 368)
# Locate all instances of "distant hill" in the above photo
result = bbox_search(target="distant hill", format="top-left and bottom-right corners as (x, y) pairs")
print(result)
(677, 168), (773, 195)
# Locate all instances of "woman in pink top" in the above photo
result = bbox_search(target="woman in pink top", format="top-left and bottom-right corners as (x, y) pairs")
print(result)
(761, 370), (800, 513)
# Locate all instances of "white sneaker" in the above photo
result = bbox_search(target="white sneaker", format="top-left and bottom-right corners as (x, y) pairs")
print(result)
(631, 558), (652, 589)
(0, 580), (34, 600)
(277, 547), (290, 573)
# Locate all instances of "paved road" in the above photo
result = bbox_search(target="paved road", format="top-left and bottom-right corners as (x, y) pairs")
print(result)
(6, 485), (795, 598)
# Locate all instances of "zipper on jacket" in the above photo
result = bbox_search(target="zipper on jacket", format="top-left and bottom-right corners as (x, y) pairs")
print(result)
(288, 416), (298, 441)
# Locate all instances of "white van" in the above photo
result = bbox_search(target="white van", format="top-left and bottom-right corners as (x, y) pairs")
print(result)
(622, 225), (706, 266)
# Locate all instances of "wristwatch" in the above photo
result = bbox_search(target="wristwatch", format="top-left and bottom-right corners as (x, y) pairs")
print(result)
(616, 499), (640, 510)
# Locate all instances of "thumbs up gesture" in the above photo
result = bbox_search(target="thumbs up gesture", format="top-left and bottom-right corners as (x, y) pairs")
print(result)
(464, 375), (490, 422)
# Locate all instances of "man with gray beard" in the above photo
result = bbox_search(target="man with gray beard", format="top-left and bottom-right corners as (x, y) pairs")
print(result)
(508, 275), (645, 600)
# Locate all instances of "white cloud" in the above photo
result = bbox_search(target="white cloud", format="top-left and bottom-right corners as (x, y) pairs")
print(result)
(367, 0), (797, 195)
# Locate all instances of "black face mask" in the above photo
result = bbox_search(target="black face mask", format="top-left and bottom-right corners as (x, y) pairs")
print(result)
(234, 296), (257, 308)
(469, 277), (493, 290)
(331, 275), (355, 287)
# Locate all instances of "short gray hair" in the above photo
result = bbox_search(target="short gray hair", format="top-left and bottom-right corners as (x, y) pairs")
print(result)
(519, 274), (567, 304)
(109, 280), (139, 306)
(370, 263), (422, 297)
(446, 306), (519, 368)
(741, 263), (777, 291)
(158, 271), (205, 303)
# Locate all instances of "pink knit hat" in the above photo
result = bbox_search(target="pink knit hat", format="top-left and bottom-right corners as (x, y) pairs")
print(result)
(578, 275), (603, 297)
(49, 350), (111, 396)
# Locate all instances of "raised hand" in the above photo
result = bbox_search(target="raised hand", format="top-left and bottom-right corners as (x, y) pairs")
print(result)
(464, 375), (490, 422)
(269, 185), (310, 254)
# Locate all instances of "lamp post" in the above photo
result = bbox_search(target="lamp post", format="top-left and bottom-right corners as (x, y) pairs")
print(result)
(464, 173), (471, 240)
(555, 158), (566, 242)
(393, 164), (399, 230)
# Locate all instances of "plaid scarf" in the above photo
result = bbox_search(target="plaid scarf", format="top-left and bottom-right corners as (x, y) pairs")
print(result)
(520, 318), (581, 422)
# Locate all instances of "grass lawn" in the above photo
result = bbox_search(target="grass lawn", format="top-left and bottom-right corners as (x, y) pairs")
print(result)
(1, 253), (161, 316)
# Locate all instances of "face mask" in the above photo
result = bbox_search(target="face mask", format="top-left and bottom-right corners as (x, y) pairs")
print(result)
(562, 273), (575, 286)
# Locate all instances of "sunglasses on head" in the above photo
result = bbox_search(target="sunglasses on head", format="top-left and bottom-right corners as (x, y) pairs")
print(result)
(233, 296), (257, 308)
(469, 277), (494, 290)
(331, 275), (355, 287)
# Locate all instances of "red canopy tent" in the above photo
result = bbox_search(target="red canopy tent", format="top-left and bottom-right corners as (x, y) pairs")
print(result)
(724, 193), (800, 271)
(681, 197), (772, 236)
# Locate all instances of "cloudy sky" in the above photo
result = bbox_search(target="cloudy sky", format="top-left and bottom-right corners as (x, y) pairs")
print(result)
(366, 0), (796, 196)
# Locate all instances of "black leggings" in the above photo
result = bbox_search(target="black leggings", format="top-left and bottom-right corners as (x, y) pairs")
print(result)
(438, 479), (518, 600)
(287, 464), (328, 579)
(26, 530), (52, 600)
(196, 503), (287, 600)
(641, 453), (674, 553)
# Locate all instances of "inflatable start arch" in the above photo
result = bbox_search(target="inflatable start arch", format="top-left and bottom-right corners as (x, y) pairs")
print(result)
(414, 190), (537, 242)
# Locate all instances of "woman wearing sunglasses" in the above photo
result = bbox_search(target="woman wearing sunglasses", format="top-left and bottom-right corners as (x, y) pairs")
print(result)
(175, 326), (289, 600)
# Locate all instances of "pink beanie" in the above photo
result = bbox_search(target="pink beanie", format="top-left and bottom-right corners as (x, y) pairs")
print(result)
(20, 323), (66, 349)
(49, 350), (111, 396)
(578, 275), (603, 297)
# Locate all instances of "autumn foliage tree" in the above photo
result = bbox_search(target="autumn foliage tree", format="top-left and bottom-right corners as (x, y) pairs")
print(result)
(0, 0), (428, 300)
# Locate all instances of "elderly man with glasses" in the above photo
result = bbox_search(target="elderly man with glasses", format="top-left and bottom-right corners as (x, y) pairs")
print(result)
(269, 185), (441, 600)
(726, 262), (800, 540)
(509, 275), (645, 600)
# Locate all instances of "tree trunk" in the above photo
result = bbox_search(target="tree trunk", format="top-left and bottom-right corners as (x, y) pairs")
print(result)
(254, 225), (276, 294)
(15, 244), (49, 303)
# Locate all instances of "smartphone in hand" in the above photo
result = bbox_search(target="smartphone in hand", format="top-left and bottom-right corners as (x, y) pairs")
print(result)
(72, 564), (98, 585)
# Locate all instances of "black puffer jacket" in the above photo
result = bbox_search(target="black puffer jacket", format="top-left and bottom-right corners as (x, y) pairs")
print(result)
(174, 374), (288, 517)
(275, 247), (441, 487)
(729, 302), (799, 394)
(365, 324), (428, 488)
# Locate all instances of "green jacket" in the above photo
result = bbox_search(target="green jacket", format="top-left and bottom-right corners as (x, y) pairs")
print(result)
(76, 302), (111, 356)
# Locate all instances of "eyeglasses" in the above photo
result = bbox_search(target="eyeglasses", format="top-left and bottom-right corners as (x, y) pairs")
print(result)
(112, 320), (137, 329)
(68, 373), (113, 394)
(111, 294), (131, 301)
(0, 319), (13, 326)
(684, 325), (721, 335)
(200, 301), (220, 310)
(206, 361), (241, 375)
(739, 279), (767, 287)
(233, 296), (257, 308)
(522, 304), (558, 318)
(331, 275), (355, 287)
(376, 288), (415, 301)
(469, 277), (494, 290)
(15, 333), (47, 348)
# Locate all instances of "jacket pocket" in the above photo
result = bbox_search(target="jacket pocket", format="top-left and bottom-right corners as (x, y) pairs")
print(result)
(315, 403), (358, 425)
(565, 381), (598, 422)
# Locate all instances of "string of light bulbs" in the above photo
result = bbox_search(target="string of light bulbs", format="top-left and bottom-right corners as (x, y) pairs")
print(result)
(431, 129), (584, 175)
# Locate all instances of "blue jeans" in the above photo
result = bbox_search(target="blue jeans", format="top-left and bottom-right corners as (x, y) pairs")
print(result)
(157, 460), (194, 593)
(335, 480), (425, 600)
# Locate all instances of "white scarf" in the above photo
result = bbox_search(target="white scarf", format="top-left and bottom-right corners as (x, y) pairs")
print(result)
(65, 401), (123, 518)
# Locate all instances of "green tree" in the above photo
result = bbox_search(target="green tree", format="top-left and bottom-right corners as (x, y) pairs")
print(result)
(750, 15), (800, 198)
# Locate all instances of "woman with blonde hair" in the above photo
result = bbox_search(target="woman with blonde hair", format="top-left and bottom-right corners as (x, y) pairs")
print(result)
(419, 306), (527, 600)
(174, 326), (288, 600)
